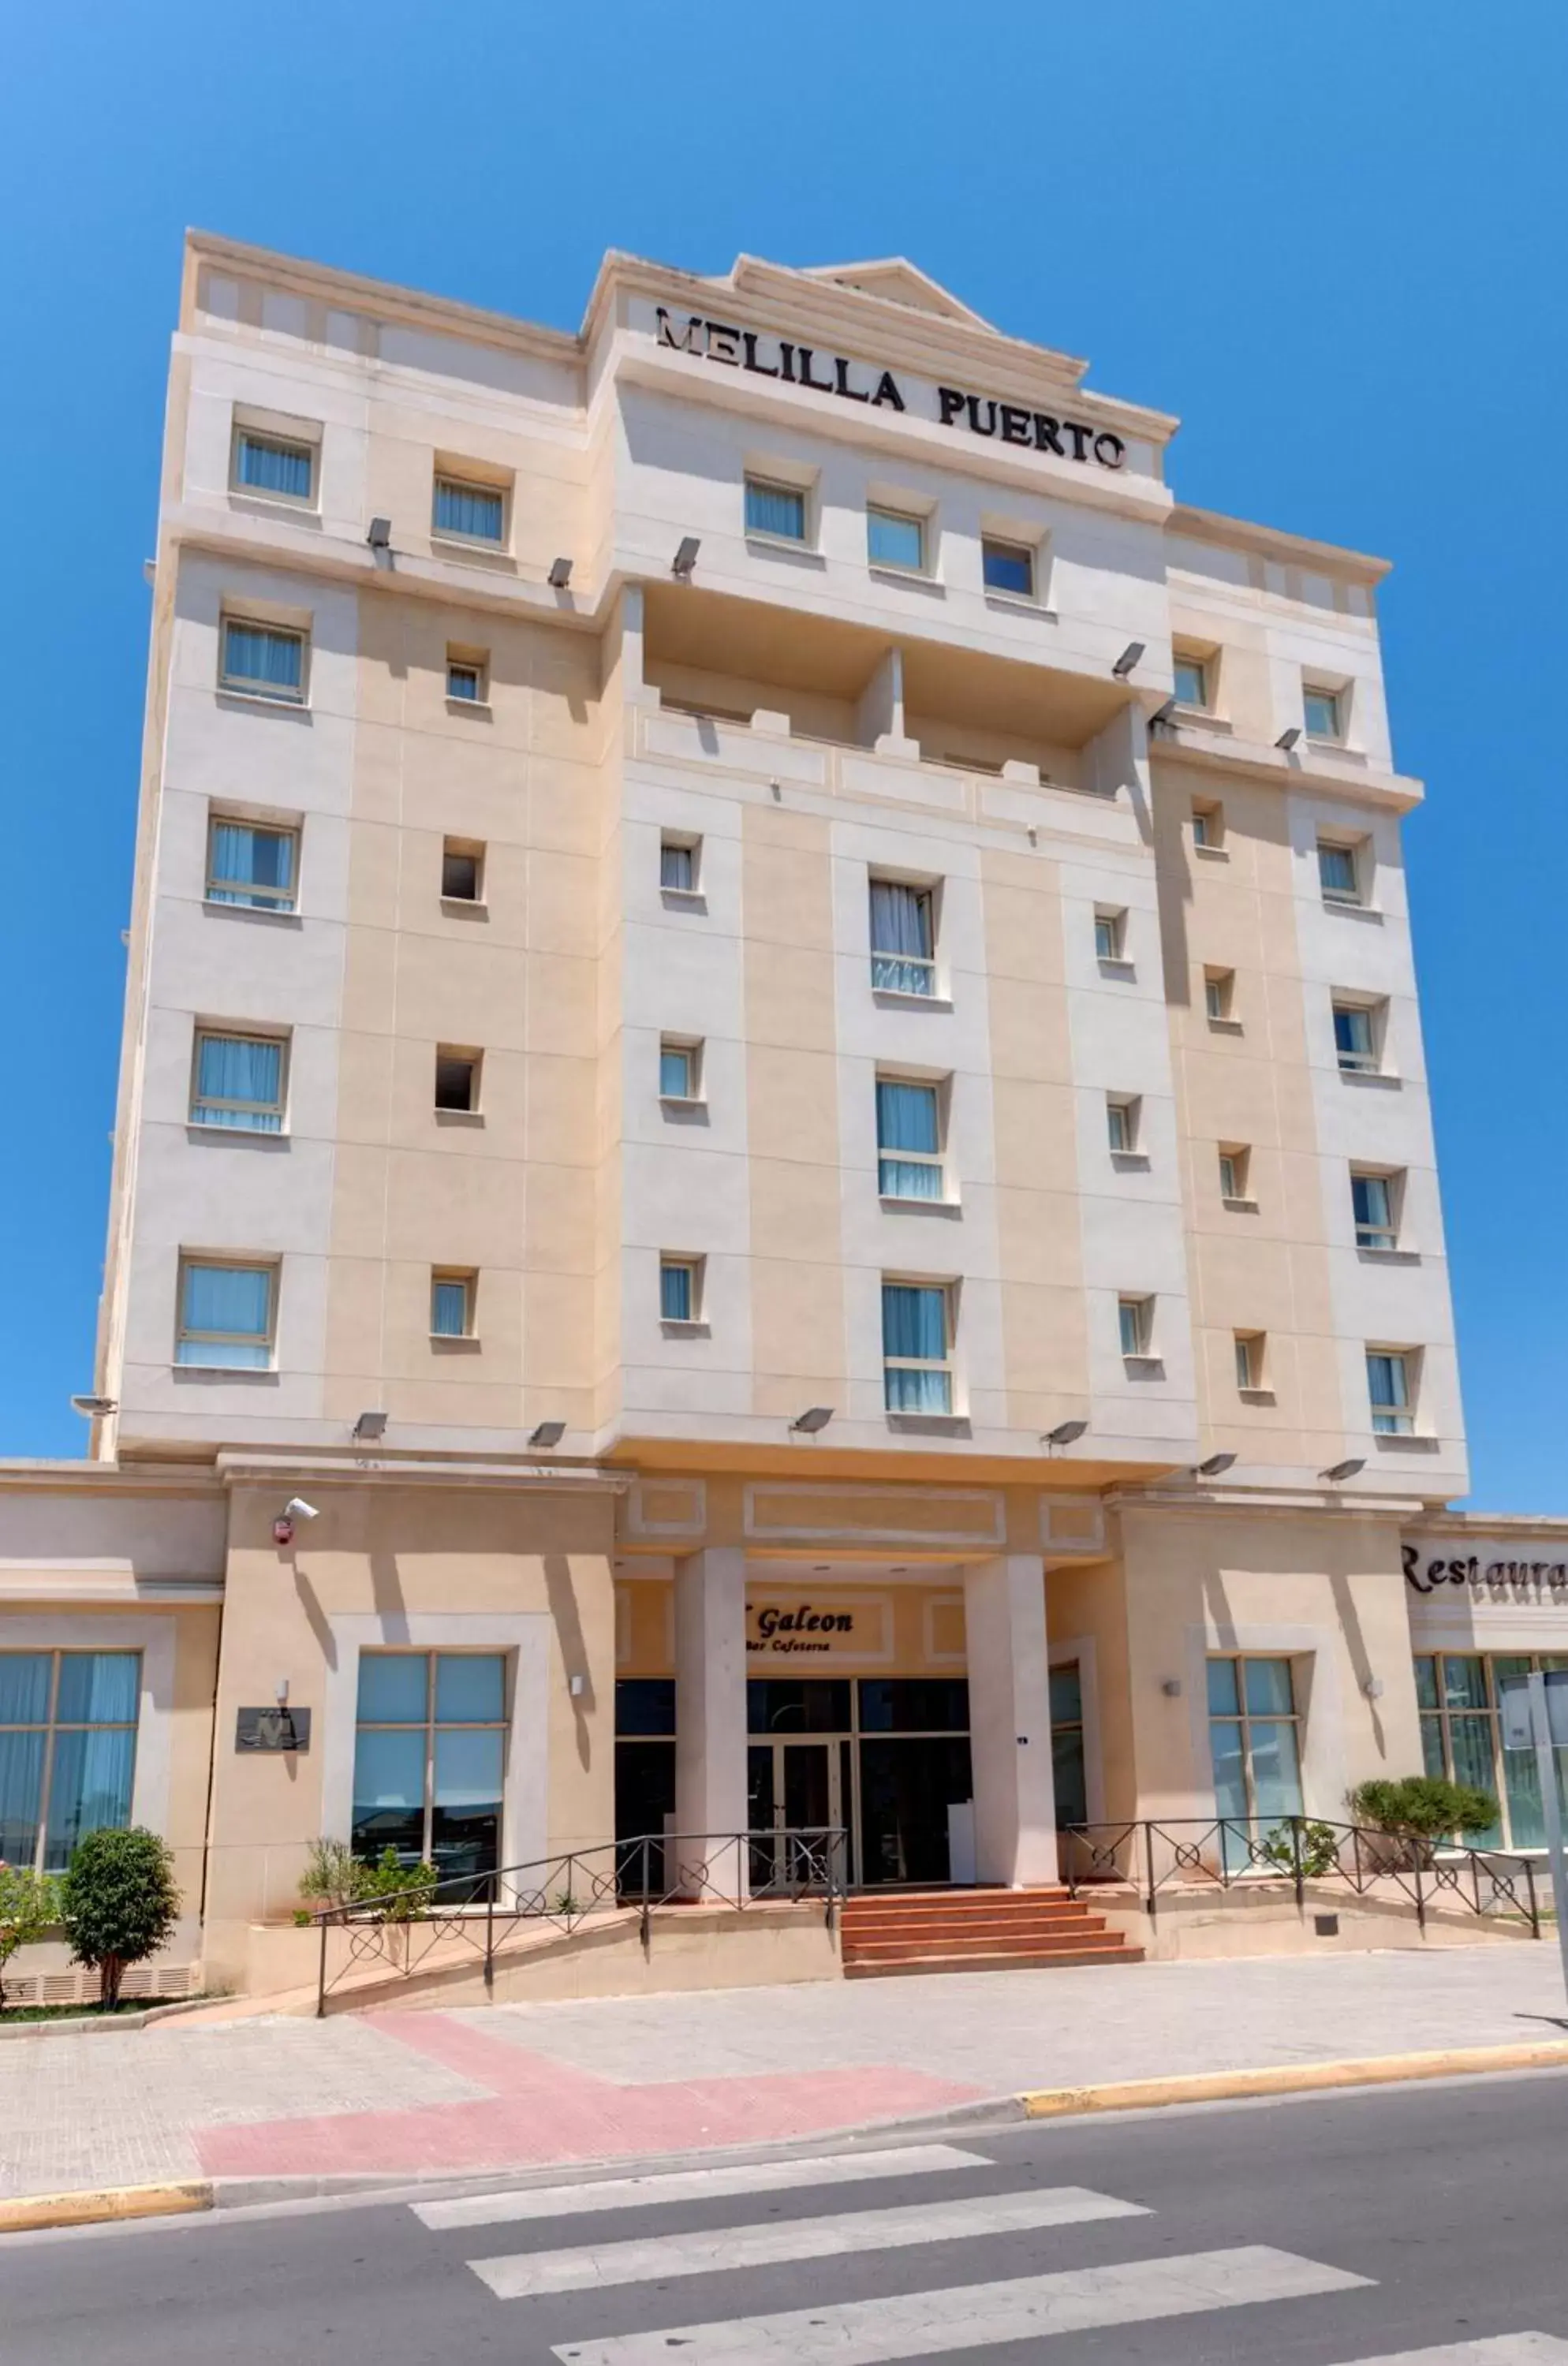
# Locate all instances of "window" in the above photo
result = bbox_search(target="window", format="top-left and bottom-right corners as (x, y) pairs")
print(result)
(207, 815), (297, 912)
(1317, 839), (1361, 904)
(1368, 1349), (1415, 1435)
(1304, 684), (1343, 741)
(1234, 1330), (1266, 1391)
(1415, 1653), (1568, 1853)
(433, 475), (506, 545)
(352, 1651), (506, 1882)
(660, 834), (700, 894)
(660, 1039), (700, 1100)
(1352, 1170), (1398, 1251)
(1204, 968), (1236, 1023)
(435, 1049), (480, 1113)
(867, 507), (924, 571)
(876, 1078), (943, 1200)
(660, 1256), (700, 1323)
(232, 427), (314, 503)
(1173, 655), (1208, 709)
(0, 1651), (140, 1875)
(1208, 1656), (1304, 1857)
(1191, 799), (1224, 851)
(1106, 1095), (1140, 1155)
(175, 1258), (274, 1368)
(431, 1271), (475, 1338)
(1332, 999), (1378, 1073)
(1094, 907), (1126, 962)
(446, 650), (488, 703)
(981, 537), (1034, 597)
(190, 1029), (286, 1133)
(745, 477), (806, 542)
(1051, 1662), (1087, 1830)
(220, 616), (304, 702)
(1118, 1295), (1153, 1357)
(1219, 1144), (1251, 1203)
(882, 1282), (953, 1413)
(869, 878), (935, 995)
(441, 839), (484, 902)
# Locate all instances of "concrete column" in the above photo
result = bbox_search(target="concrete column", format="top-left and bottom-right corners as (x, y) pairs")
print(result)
(674, 1547), (749, 1892)
(963, 1554), (1058, 1886)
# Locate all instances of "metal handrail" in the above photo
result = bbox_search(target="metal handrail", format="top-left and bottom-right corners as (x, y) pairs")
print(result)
(312, 1825), (849, 2016)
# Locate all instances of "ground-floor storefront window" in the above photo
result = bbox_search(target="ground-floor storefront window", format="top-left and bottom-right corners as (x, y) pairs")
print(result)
(1208, 1655), (1304, 1864)
(0, 1650), (140, 1872)
(351, 1651), (506, 1881)
(1050, 1663), (1087, 1828)
(1415, 1652), (1568, 1849)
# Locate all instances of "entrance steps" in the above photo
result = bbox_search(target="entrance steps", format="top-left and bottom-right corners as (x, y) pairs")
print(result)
(839, 1885), (1144, 1978)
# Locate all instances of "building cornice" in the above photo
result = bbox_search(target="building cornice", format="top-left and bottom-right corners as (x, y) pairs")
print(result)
(214, 1450), (630, 1496)
(1406, 1510), (1568, 1538)
(1107, 1482), (1428, 1519)
(1170, 502), (1392, 585)
(1150, 725), (1424, 813)
(0, 1458), (222, 1499)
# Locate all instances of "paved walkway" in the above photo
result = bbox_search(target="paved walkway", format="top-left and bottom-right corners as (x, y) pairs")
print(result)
(2, 1946), (1564, 2199)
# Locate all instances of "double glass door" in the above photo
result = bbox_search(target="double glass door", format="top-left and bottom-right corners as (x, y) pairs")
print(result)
(748, 1739), (846, 1888)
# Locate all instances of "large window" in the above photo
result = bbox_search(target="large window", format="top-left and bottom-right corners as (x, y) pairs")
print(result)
(876, 1078), (943, 1200)
(0, 1651), (140, 1874)
(190, 1031), (286, 1133)
(882, 1281), (952, 1413)
(207, 815), (298, 912)
(351, 1652), (507, 1882)
(1415, 1653), (1568, 1850)
(175, 1258), (274, 1368)
(220, 617), (305, 702)
(869, 879), (935, 995)
(1208, 1656), (1304, 1856)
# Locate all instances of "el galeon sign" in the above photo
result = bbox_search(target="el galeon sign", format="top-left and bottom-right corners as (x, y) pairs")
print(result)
(655, 309), (1128, 472)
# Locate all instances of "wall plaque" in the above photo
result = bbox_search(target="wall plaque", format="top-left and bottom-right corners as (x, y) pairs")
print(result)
(236, 1706), (311, 1752)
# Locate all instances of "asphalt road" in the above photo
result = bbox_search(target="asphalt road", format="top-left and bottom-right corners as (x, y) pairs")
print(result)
(4, 2071), (1568, 2363)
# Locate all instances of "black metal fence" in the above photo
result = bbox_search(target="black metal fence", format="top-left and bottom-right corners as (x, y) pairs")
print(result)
(312, 1826), (848, 2016)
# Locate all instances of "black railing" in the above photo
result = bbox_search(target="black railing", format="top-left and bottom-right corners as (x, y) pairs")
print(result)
(1058, 1816), (1542, 1938)
(312, 1826), (848, 2016)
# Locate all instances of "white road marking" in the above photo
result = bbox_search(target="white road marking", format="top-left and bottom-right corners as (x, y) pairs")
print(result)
(473, 2183), (1146, 2299)
(1329, 2342), (1568, 2364)
(550, 2242), (1371, 2364)
(415, 2143), (991, 2230)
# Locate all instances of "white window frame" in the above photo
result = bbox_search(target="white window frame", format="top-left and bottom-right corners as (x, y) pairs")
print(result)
(743, 475), (810, 546)
(866, 505), (926, 573)
(205, 813), (300, 912)
(189, 1027), (289, 1133)
(659, 1037), (703, 1104)
(1094, 906), (1126, 963)
(1351, 1168), (1399, 1252)
(868, 876), (938, 998)
(1106, 1095), (1140, 1155)
(1118, 1294), (1154, 1359)
(660, 834), (703, 898)
(1219, 1144), (1251, 1204)
(1204, 968), (1237, 1023)
(1317, 837), (1362, 905)
(174, 1255), (277, 1368)
(1304, 682), (1345, 742)
(1173, 653), (1210, 710)
(219, 614), (307, 704)
(659, 1256), (704, 1327)
(1367, 1347), (1417, 1435)
(1192, 799), (1225, 853)
(1332, 996), (1381, 1074)
(875, 1074), (945, 1200)
(446, 648), (490, 704)
(431, 472), (509, 549)
(230, 422), (317, 507)
(1234, 1330), (1267, 1392)
(430, 1270), (476, 1340)
(881, 1278), (955, 1414)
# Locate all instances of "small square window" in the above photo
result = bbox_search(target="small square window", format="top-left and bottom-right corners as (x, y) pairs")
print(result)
(660, 1039), (700, 1100)
(1094, 907), (1126, 963)
(660, 1257), (700, 1323)
(868, 507), (924, 570)
(1118, 1296), (1153, 1358)
(1204, 968), (1236, 1023)
(1173, 655), (1209, 709)
(435, 1049), (480, 1113)
(1333, 999), (1379, 1073)
(981, 537), (1035, 597)
(176, 1257), (275, 1368)
(446, 650), (489, 703)
(661, 834), (700, 894)
(1317, 839), (1361, 904)
(1107, 1095), (1139, 1155)
(745, 478), (806, 542)
(431, 1271), (475, 1338)
(876, 1077), (943, 1200)
(1352, 1170), (1398, 1251)
(221, 616), (305, 702)
(1368, 1348), (1415, 1434)
(232, 427), (315, 503)
(190, 1030), (286, 1133)
(1219, 1144), (1251, 1203)
(1191, 800), (1224, 852)
(433, 475), (506, 544)
(442, 840), (484, 902)
(1234, 1331), (1265, 1391)
(870, 877), (936, 995)
(1304, 684), (1343, 741)
(207, 815), (298, 911)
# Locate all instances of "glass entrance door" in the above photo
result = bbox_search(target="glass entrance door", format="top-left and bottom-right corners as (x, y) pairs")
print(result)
(748, 1739), (842, 1887)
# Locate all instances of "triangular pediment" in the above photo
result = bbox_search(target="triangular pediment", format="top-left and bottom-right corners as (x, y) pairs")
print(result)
(799, 258), (995, 330)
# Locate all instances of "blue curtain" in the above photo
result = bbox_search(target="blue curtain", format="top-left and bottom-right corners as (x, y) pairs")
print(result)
(178, 1263), (271, 1365)
(237, 434), (312, 500)
(56, 1653), (139, 1724)
(868, 510), (922, 569)
(193, 1035), (282, 1129)
(876, 1081), (940, 1198)
(0, 1730), (44, 1866)
(1352, 1174), (1390, 1234)
(44, 1728), (136, 1872)
(223, 621), (302, 694)
(210, 823), (294, 907)
(1334, 1006), (1370, 1061)
(745, 481), (804, 539)
(660, 842), (694, 891)
(0, 1651), (51, 1722)
(882, 1285), (950, 1411)
(431, 1279), (469, 1336)
(661, 1263), (693, 1322)
(435, 481), (504, 540)
(869, 883), (933, 994)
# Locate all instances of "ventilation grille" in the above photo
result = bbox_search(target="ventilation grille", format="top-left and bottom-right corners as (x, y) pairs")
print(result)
(2, 1962), (200, 2013)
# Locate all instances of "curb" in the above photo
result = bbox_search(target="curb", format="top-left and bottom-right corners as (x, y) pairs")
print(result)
(1017, 2037), (1568, 2120)
(0, 2182), (213, 2236)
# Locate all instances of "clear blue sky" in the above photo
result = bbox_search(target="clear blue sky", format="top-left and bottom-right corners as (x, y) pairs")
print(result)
(2, 3), (1563, 1505)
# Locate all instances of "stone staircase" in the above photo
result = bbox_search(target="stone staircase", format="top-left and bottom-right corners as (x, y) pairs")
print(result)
(838, 1885), (1144, 1978)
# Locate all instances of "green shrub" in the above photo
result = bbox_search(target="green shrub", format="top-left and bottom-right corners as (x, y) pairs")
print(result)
(1258, 1820), (1342, 1879)
(58, 1828), (180, 2008)
(1349, 1775), (1498, 1849)
(0, 1864), (62, 2009)
(298, 1837), (367, 1910)
(357, 1847), (438, 1921)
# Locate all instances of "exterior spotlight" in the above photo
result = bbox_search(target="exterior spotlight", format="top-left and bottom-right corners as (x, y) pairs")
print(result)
(367, 517), (392, 550)
(792, 1406), (834, 1434)
(352, 1409), (387, 1442)
(1275, 726), (1301, 751)
(1148, 696), (1178, 730)
(547, 556), (573, 588)
(672, 536), (700, 580)
(284, 1498), (319, 1521)
(1320, 1458), (1366, 1483)
(529, 1420), (566, 1449)
(1196, 1451), (1237, 1477)
(70, 1394), (117, 1417)
(1112, 642), (1144, 680)
(1043, 1419), (1088, 1449)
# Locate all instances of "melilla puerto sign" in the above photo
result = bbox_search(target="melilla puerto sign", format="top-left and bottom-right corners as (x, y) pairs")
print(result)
(655, 309), (1129, 472)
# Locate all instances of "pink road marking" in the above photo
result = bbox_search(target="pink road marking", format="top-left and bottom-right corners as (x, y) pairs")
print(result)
(196, 2013), (984, 2178)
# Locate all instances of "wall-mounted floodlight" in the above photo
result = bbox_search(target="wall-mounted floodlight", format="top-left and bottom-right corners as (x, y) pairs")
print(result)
(529, 1420), (566, 1449)
(792, 1406), (834, 1435)
(547, 557), (573, 589)
(284, 1498), (319, 1522)
(1196, 1451), (1238, 1477)
(1275, 726), (1302, 751)
(367, 517), (392, 550)
(1112, 642), (1145, 680)
(1043, 1419), (1088, 1450)
(1147, 696), (1178, 730)
(353, 1409), (387, 1442)
(672, 536), (700, 580)
(1320, 1458), (1366, 1483)
(70, 1394), (117, 1417)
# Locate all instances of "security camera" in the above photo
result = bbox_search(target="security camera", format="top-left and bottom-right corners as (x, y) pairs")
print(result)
(284, 1498), (319, 1521)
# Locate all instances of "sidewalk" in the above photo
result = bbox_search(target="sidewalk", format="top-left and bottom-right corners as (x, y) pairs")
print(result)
(2, 1946), (1565, 2201)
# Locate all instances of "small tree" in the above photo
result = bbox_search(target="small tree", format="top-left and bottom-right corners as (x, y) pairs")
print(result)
(1348, 1775), (1498, 1865)
(0, 1864), (62, 2010)
(298, 1838), (368, 1912)
(59, 1828), (180, 2008)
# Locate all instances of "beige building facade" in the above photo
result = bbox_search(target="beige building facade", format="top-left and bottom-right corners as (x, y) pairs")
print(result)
(2, 233), (1538, 1989)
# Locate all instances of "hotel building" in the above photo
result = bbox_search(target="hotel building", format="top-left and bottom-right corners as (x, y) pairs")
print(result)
(2, 232), (1555, 1991)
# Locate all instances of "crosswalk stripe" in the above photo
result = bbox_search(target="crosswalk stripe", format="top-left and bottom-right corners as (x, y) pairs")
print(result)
(473, 2184), (1147, 2300)
(414, 2143), (991, 2232)
(550, 2241), (1371, 2364)
(1331, 2343), (1568, 2363)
